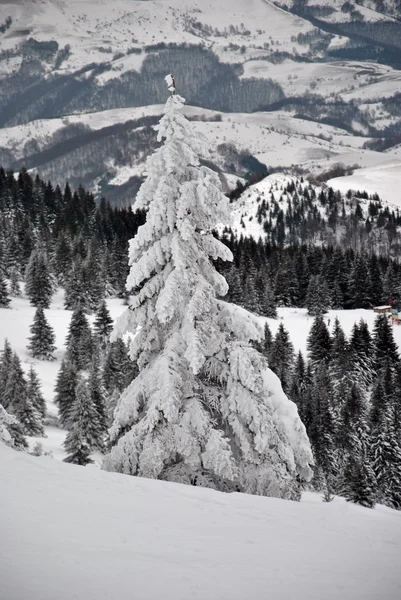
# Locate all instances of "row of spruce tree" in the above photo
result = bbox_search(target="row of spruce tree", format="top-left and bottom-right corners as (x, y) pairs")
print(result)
(218, 236), (401, 316)
(261, 313), (401, 509)
(0, 300), (137, 464)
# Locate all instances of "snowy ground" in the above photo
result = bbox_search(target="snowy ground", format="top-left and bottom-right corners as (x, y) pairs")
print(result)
(2, 290), (401, 460)
(328, 160), (401, 207)
(1, 441), (401, 600)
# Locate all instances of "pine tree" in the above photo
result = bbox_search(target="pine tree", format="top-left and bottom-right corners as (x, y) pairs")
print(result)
(54, 360), (78, 429)
(349, 320), (374, 390)
(348, 256), (372, 309)
(310, 364), (338, 492)
(63, 376), (95, 466)
(93, 300), (114, 349)
(53, 231), (72, 284)
(305, 275), (329, 316)
(269, 322), (294, 395)
(26, 367), (46, 421)
(25, 249), (53, 308)
(102, 82), (313, 498)
(307, 316), (332, 370)
(0, 273), (11, 308)
(260, 279), (277, 318)
(87, 359), (108, 450)
(65, 304), (93, 370)
(373, 314), (399, 372)
(102, 339), (136, 394)
(9, 267), (22, 297)
(28, 307), (56, 360)
(0, 339), (13, 395)
(370, 372), (401, 508)
(3, 353), (43, 436)
(64, 259), (87, 311)
(261, 322), (273, 360)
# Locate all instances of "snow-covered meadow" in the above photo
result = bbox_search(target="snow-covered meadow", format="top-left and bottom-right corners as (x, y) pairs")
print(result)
(2, 440), (401, 600)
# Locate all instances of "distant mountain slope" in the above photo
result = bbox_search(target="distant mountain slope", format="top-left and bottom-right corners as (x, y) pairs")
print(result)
(0, 0), (400, 202)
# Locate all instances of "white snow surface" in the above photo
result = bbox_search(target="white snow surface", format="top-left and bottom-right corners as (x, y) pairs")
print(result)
(1, 440), (401, 600)
(328, 160), (401, 206)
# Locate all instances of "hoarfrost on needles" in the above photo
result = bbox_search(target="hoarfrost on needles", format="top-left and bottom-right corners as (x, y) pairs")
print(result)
(103, 85), (313, 499)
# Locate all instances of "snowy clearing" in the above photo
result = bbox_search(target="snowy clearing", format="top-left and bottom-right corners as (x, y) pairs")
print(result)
(1, 441), (401, 600)
(328, 160), (401, 207)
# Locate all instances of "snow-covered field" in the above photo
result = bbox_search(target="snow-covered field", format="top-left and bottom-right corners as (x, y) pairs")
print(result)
(2, 289), (401, 460)
(328, 160), (401, 207)
(1, 441), (401, 600)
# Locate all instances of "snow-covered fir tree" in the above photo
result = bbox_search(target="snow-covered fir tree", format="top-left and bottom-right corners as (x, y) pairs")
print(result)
(103, 81), (313, 498)
(0, 404), (27, 450)
(28, 307), (56, 360)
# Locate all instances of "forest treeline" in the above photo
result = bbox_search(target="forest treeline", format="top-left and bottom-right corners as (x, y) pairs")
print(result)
(0, 167), (400, 507)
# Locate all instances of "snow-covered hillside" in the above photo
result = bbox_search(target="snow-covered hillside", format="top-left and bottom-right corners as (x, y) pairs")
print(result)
(1, 0), (400, 203)
(328, 160), (401, 205)
(1, 441), (401, 600)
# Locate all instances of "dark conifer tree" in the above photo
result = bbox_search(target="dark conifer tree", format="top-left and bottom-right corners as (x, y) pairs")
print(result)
(349, 320), (374, 389)
(26, 367), (46, 421)
(305, 275), (329, 316)
(274, 256), (299, 307)
(371, 387), (401, 509)
(63, 376), (100, 465)
(87, 359), (108, 450)
(260, 280), (277, 318)
(261, 322), (273, 360)
(28, 307), (56, 360)
(269, 322), (294, 395)
(65, 305), (93, 370)
(53, 231), (72, 284)
(0, 274), (11, 308)
(344, 435), (376, 509)
(310, 363), (338, 492)
(373, 314), (399, 372)
(9, 267), (21, 297)
(64, 259), (87, 312)
(93, 300), (114, 349)
(0, 339), (13, 395)
(3, 353), (43, 436)
(103, 339), (136, 395)
(307, 316), (332, 369)
(348, 256), (372, 309)
(54, 360), (78, 429)
(25, 249), (53, 308)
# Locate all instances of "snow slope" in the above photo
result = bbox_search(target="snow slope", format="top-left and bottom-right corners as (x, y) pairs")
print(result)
(328, 160), (401, 206)
(1, 441), (401, 600)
